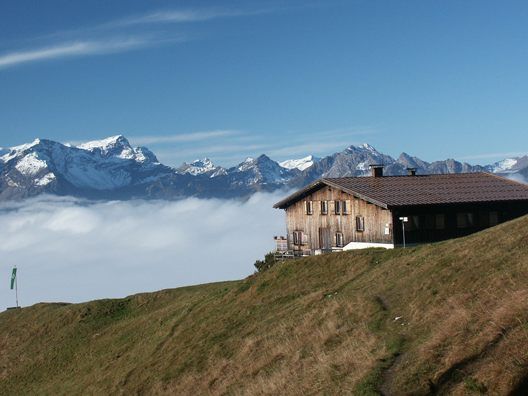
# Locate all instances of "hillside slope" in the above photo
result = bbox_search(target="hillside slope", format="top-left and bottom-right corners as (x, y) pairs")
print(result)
(1, 217), (528, 395)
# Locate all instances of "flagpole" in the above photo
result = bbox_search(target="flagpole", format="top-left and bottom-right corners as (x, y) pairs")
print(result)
(15, 266), (19, 308)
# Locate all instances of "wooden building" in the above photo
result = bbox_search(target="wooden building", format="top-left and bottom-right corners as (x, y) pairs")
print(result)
(273, 167), (528, 253)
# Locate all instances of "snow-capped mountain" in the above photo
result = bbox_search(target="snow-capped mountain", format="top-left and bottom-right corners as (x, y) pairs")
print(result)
(279, 155), (319, 171)
(0, 135), (173, 200)
(489, 156), (528, 174)
(0, 136), (526, 201)
(77, 135), (159, 164)
(177, 158), (227, 177)
(231, 155), (294, 186)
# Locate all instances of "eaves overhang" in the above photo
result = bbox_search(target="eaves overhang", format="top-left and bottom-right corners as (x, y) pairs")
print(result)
(273, 178), (389, 210)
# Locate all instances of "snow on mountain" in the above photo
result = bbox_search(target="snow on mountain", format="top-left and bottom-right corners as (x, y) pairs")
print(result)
(237, 157), (255, 172)
(232, 155), (292, 185)
(0, 136), (172, 197)
(178, 158), (226, 177)
(77, 135), (158, 164)
(0, 135), (526, 201)
(356, 143), (379, 153)
(279, 155), (318, 171)
(35, 172), (56, 186)
(14, 152), (48, 176)
(321, 143), (395, 177)
(491, 158), (518, 173)
(1, 139), (42, 163)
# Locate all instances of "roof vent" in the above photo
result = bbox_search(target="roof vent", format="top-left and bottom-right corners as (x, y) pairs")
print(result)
(407, 168), (417, 176)
(369, 164), (384, 178)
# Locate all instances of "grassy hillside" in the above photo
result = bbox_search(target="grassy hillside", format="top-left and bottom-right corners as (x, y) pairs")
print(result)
(1, 217), (528, 395)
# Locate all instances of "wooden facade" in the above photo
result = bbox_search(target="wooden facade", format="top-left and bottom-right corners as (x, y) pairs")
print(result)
(284, 187), (392, 252)
(275, 172), (528, 253)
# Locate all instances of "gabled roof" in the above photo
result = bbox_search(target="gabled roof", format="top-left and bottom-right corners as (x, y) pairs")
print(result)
(273, 173), (528, 209)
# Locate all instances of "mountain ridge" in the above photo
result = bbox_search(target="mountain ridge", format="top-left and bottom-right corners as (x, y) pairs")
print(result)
(0, 135), (526, 201)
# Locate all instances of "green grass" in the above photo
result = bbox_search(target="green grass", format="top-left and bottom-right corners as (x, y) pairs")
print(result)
(2, 216), (528, 394)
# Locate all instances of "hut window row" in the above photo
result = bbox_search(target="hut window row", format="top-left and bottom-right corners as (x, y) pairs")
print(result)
(304, 200), (350, 215)
(402, 212), (498, 231)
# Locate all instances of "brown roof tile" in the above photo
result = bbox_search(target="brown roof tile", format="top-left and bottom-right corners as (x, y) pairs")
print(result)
(274, 173), (528, 209)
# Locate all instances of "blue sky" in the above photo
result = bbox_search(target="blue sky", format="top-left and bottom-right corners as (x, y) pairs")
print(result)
(1, 0), (528, 167)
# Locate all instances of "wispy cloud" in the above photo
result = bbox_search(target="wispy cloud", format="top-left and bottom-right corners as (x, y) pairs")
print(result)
(0, 37), (160, 70)
(0, 6), (273, 70)
(265, 141), (353, 158)
(142, 125), (377, 166)
(111, 7), (273, 28)
(129, 130), (241, 145)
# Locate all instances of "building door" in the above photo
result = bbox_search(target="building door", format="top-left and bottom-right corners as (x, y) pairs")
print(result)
(319, 227), (331, 250)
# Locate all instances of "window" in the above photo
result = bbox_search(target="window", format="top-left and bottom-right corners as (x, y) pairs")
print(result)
(342, 200), (349, 214)
(333, 200), (348, 215)
(293, 231), (304, 246)
(305, 201), (313, 215)
(435, 214), (446, 230)
(489, 211), (499, 226)
(356, 216), (365, 232)
(320, 201), (328, 215)
(335, 232), (344, 247)
(425, 214), (435, 230)
(406, 215), (420, 231)
(457, 212), (474, 228)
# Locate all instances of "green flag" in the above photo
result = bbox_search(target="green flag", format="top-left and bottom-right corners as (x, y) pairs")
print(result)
(10, 267), (16, 290)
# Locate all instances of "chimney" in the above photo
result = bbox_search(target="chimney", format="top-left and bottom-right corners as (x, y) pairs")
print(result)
(369, 164), (384, 178)
(407, 168), (417, 176)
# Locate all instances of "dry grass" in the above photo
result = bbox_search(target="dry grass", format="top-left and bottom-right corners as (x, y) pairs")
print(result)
(2, 215), (528, 395)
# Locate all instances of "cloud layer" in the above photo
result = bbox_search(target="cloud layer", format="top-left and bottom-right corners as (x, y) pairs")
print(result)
(0, 193), (286, 310)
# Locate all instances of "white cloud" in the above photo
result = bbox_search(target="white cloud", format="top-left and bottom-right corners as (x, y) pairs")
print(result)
(0, 193), (287, 310)
(0, 38), (152, 70)
(112, 7), (271, 27)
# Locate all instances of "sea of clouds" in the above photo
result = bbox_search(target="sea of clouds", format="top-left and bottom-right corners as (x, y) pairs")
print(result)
(0, 192), (287, 310)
